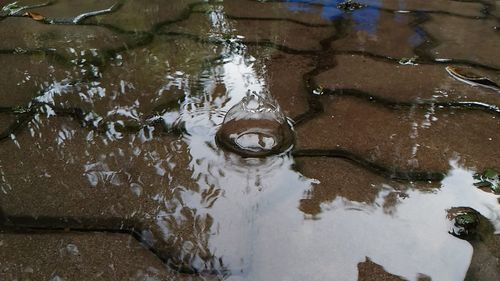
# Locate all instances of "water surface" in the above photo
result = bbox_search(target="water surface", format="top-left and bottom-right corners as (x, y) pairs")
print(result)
(0, 0), (499, 280)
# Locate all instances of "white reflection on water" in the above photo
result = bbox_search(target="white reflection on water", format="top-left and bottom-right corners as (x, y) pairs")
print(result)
(231, 161), (499, 281)
(164, 4), (500, 281)
(186, 156), (498, 281)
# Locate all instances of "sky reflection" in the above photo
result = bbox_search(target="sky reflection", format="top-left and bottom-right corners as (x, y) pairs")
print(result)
(160, 4), (500, 280)
(285, 0), (381, 34)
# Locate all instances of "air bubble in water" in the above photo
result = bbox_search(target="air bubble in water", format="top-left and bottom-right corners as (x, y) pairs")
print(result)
(216, 91), (294, 157)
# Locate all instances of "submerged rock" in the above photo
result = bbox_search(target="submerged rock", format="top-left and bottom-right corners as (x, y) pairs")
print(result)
(473, 168), (500, 194)
(216, 92), (295, 157)
(447, 207), (480, 239)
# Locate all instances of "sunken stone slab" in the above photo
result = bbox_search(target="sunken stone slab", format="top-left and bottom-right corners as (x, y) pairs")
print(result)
(18, 0), (117, 19)
(330, 11), (419, 58)
(360, 0), (485, 17)
(0, 232), (211, 281)
(220, 0), (331, 25)
(294, 157), (432, 216)
(0, 116), (216, 272)
(0, 117), (193, 218)
(314, 54), (500, 105)
(0, 17), (136, 52)
(422, 15), (500, 68)
(296, 96), (500, 172)
(0, 53), (72, 107)
(87, 0), (200, 32)
(263, 51), (314, 119)
(160, 12), (335, 51)
(47, 36), (217, 117)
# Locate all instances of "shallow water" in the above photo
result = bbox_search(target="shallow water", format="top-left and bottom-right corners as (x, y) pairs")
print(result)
(0, 0), (499, 280)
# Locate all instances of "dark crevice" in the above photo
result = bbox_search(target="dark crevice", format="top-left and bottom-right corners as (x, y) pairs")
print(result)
(0, 212), (228, 276)
(321, 88), (500, 115)
(216, 13), (334, 28)
(292, 149), (445, 182)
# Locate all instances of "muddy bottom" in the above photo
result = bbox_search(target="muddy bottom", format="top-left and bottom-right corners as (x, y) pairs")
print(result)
(0, 0), (499, 280)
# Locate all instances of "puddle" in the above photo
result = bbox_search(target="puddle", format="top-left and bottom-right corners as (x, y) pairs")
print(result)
(1, 0), (499, 280)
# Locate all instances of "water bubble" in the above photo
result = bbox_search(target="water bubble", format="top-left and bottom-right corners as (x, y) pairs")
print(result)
(216, 92), (294, 157)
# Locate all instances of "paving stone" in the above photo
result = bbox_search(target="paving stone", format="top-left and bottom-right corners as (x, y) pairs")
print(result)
(360, 0), (484, 17)
(42, 36), (218, 120)
(295, 96), (500, 172)
(493, 0), (500, 18)
(87, 0), (200, 32)
(0, 115), (219, 272)
(234, 18), (333, 51)
(161, 12), (335, 51)
(295, 157), (430, 216)
(20, 0), (117, 19)
(0, 114), (16, 137)
(0, 17), (139, 55)
(422, 15), (500, 68)
(279, 0), (484, 17)
(0, 117), (192, 218)
(315, 54), (500, 104)
(0, 53), (71, 107)
(0, 232), (210, 281)
(216, 0), (331, 25)
(331, 11), (419, 58)
(263, 51), (313, 119)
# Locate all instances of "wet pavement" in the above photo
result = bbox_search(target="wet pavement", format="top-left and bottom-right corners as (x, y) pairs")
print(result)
(0, 0), (499, 280)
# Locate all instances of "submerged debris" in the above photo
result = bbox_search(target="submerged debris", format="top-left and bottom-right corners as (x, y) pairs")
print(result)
(336, 0), (367, 12)
(23, 11), (45, 21)
(1, 2), (25, 16)
(398, 56), (419, 66)
(473, 168), (500, 194)
(312, 85), (325, 95)
(445, 66), (500, 92)
(447, 207), (480, 239)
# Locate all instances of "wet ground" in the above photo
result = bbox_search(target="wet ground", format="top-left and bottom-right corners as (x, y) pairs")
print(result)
(0, 0), (499, 280)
